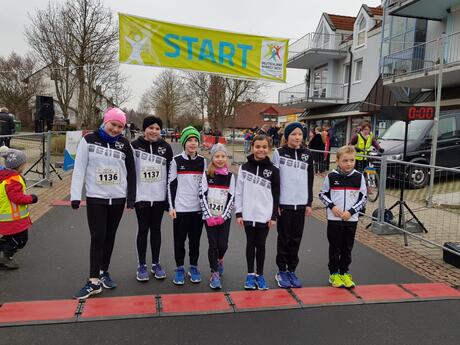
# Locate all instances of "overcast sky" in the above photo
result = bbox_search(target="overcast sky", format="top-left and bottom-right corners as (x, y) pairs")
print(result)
(0, 0), (380, 110)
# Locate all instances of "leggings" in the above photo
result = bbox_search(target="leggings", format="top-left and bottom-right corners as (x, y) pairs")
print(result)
(244, 224), (269, 275)
(0, 230), (28, 256)
(205, 219), (231, 272)
(276, 208), (305, 272)
(173, 211), (203, 267)
(135, 202), (165, 265)
(87, 203), (125, 278)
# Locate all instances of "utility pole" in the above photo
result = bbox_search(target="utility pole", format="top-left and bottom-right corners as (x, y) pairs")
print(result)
(427, 34), (445, 207)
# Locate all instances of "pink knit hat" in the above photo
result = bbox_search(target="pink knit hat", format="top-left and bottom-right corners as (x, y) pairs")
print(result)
(103, 108), (126, 126)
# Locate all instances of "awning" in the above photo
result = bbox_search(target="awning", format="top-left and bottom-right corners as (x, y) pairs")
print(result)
(298, 102), (367, 121)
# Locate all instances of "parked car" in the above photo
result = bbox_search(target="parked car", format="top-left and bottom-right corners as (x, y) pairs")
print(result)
(377, 110), (460, 188)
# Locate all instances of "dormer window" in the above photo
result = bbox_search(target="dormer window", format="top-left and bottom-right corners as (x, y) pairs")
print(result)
(357, 16), (367, 47)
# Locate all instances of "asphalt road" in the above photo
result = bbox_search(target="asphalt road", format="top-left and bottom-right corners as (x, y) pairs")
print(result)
(1, 142), (459, 345)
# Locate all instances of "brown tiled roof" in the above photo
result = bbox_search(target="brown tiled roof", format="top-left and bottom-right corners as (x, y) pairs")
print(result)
(233, 102), (304, 129)
(325, 14), (356, 32)
(368, 6), (383, 16)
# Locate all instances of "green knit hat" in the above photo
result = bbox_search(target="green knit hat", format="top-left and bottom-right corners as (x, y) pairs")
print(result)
(180, 126), (201, 147)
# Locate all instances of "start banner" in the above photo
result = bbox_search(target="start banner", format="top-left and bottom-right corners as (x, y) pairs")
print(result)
(118, 13), (289, 82)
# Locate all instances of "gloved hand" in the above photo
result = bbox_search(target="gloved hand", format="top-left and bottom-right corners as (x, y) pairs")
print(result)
(378, 148), (384, 153)
(206, 217), (219, 227)
(215, 216), (225, 226)
(71, 200), (80, 210)
(126, 200), (135, 209)
(30, 194), (38, 204)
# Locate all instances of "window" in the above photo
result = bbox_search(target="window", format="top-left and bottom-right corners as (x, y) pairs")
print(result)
(354, 59), (363, 82)
(438, 117), (458, 140)
(313, 66), (328, 98)
(343, 64), (350, 85)
(357, 16), (367, 46)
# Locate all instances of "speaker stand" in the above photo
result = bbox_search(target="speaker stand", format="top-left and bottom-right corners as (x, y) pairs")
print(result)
(24, 121), (62, 182)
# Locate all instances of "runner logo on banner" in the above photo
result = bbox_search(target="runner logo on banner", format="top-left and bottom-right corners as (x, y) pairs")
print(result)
(118, 13), (289, 82)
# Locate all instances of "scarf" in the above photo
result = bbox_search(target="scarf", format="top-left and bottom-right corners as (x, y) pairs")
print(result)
(98, 125), (122, 144)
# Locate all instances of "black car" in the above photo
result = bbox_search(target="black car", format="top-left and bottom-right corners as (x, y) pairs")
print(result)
(377, 109), (460, 188)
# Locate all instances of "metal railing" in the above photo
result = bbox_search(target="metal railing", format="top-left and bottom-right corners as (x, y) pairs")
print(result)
(382, 32), (460, 79)
(288, 32), (352, 61)
(0, 132), (65, 188)
(278, 81), (346, 104)
(306, 149), (460, 262)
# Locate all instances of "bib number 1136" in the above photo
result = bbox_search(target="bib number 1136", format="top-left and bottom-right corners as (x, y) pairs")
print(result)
(96, 167), (120, 185)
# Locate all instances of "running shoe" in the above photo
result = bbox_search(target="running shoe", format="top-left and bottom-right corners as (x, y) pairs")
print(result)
(329, 273), (345, 288)
(255, 275), (269, 290)
(287, 271), (302, 288)
(188, 266), (202, 283)
(244, 274), (257, 290)
(217, 259), (224, 276)
(173, 267), (185, 285)
(136, 264), (149, 282)
(74, 280), (102, 300)
(209, 272), (222, 289)
(0, 254), (19, 270)
(151, 263), (166, 279)
(100, 271), (117, 289)
(340, 273), (356, 289)
(275, 271), (291, 289)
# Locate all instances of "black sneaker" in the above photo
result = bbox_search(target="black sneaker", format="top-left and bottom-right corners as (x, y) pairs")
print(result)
(100, 271), (117, 289)
(74, 280), (102, 300)
(0, 253), (19, 270)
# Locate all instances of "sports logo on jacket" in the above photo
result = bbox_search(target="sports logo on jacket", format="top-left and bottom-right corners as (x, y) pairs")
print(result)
(301, 153), (309, 162)
(115, 142), (124, 150)
(263, 169), (272, 178)
(158, 147), (166, 155)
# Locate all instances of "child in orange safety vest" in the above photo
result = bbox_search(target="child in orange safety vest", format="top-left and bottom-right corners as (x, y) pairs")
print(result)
(0, 147), (38, 269)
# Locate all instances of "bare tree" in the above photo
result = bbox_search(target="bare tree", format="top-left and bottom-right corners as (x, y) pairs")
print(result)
(183, 72), (266, 130)
(0, 52), (44, 127)
(25, 2), (78, 120)
(141, 70), (187, 128)
(26, 0), (128, 128)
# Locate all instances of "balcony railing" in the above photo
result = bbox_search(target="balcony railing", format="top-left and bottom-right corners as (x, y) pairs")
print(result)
(288, 32), (352, 61)
(278, 81), (346, 104)
(382, 32), (460, 80)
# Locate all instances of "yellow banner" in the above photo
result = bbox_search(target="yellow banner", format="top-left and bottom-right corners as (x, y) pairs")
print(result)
(119, 13), (288, 82)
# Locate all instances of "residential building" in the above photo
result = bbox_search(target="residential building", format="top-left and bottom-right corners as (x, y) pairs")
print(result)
(383, 0), (460, 92)
(280, 4), (391, 147)
(381, 0), (460, 159)
(232, 102), (303, 130)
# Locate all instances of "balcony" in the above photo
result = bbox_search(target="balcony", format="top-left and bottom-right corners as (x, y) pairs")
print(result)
(287, 33), (351, 69)
(382, 32), (460, 89)
(387, 0), (458, 21)
(278, 82), (347, 108)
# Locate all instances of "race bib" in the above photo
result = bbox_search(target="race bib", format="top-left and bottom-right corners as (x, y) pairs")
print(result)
(208, 190), (228, 216)
(140, 166), (161, 183)
(96, 167), (120, 185)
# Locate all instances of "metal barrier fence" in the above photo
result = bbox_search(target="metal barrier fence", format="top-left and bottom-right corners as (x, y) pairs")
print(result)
(307, 149), (460, 262)
(0, 132), (65, 188)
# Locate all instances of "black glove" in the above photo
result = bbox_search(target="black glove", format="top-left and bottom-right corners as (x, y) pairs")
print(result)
(126, 200), (135, 209)
(71, 200), (80, 210)
(378, 148), (384, 153)
(30, 194), (38, 204)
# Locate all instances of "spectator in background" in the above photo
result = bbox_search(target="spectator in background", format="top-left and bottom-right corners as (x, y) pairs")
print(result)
(309, 127), (325, 175)
(243, 129), (253, 154)
(0, 108), (15, 147)
(322, 125), (331, 172)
